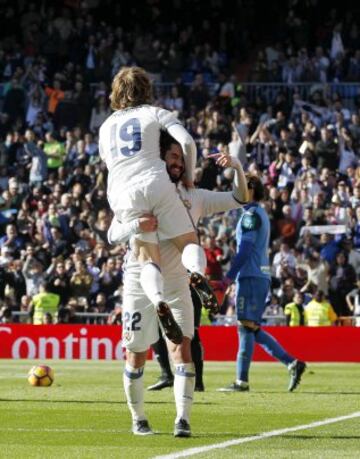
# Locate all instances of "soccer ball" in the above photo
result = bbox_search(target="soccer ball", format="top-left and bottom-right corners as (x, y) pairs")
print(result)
(28, 365), (54, 387)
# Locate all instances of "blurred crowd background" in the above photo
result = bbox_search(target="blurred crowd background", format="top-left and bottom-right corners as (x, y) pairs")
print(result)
(0, 0), (360, 327)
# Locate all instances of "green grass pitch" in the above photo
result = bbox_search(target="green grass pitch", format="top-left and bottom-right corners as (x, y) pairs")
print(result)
(0, 360), (359, 458)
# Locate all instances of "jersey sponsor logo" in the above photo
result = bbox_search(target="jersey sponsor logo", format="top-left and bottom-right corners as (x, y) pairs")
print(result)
(241, 211), (261, 231)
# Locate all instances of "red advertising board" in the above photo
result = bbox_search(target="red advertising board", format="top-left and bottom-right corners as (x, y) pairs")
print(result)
(198, 326), (360, 362)
(0, 325), (123, 360)
(0, 324), (359, 361)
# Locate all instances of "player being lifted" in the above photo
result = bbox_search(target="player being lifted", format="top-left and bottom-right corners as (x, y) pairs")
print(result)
(99, 67), (217, 344)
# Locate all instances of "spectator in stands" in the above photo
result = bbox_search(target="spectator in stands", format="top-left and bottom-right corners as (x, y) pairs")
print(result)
(304, 290), (337, 326)
(299, 251), (329, 295)
(272, 242), (297, 279)
(45, 80), (65, 116)
(188, 74), (209, 110)
(3, 78), (26, 124)
(319, 233), (341, 264)
(315, 127), (339, 171)
(43, 131), (65, 172)
(69, 260), (93, 300)
(278, 278), (296, 310)
(203, 235), (225, 281)
(22, 254), (44, 297)
(0, 224), (24, 256)
(263, 293), (285, 325)
(284, 290), (306, 326)
(6, 259), (26, 304)
(345, 275), (360, 326)
(277, 204), (297, 245)
(328, 251), (356, 316)
(31, 280), (60, 325)
(98, 257), (122, 297)
(46, 259), (70, 305)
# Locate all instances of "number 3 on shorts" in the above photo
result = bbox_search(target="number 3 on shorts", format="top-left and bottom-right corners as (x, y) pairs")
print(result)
(110, 118), (142, 158)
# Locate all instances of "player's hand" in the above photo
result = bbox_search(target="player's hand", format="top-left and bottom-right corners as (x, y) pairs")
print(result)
(138, 214), (158, 232)
(182, 178), (194, 188)
(208, 153), (238, 168)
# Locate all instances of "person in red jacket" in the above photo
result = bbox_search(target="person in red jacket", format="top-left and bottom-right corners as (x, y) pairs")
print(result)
(203, 235), (225, 280)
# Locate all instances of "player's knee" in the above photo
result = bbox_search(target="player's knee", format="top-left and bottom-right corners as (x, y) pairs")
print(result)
(126, 350), (147, 368)
(168, 337), (192, 364)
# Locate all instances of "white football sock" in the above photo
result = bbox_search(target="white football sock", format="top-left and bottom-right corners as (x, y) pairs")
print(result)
(140, 263), (164, 305)
(181, 243), (206, 275)
(123, 363), (146, 422)
(174, 363), (195, 423)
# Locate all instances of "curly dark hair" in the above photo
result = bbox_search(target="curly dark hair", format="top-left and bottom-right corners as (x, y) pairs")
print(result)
(246, 174), (265, 201)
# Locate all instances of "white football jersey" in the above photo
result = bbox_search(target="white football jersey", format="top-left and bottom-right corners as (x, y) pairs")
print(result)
(123, 185), (242, 281)
(99, 105), (180, 194)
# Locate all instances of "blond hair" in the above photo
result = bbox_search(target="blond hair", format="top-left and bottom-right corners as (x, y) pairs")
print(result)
(110, 66), (153, 110)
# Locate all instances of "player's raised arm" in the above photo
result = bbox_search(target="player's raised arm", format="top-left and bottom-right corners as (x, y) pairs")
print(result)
(210, 152), (249, 204)
(196, 153), (249, 218)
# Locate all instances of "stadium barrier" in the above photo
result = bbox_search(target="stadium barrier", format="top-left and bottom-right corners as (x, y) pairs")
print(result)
(11, 311), (357, 326)
(92, 81), (360, 106)
(0, 324), (359, 362)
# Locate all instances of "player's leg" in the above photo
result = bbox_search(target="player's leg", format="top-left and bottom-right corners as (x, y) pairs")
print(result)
(167, 337), (195, 438)
(114, 188), (183, 345)
(191, 329), (204, 391)
(171, 234), (219, 313)
(147, 331), (174, 391)
(133, 238), (183, 345)
(217, 278), (255, 392)
(122, 291), (159, 434)
(254, 326), (306, 391)
(150, 179), (219, 314)
(123, 350), (153, 435)
(238, 277), (306, 391)
(164, 283), (195, 437)
(191, 286), (205, 391)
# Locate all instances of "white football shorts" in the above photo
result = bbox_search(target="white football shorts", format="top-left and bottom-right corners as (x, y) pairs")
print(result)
(122, 271), (194, 352)
(110, 176), (195, 244)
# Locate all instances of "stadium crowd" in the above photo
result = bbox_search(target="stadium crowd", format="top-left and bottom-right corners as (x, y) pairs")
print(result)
(0, 0), (360, 326)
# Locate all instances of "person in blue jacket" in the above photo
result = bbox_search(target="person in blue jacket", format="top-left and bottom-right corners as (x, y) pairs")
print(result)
(218, 175), (306, 392)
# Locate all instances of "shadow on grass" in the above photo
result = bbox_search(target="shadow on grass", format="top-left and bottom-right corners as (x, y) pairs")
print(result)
(0, 398), (220, 406)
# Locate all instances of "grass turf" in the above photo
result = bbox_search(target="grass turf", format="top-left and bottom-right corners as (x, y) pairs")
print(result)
(0, 360), (359, 458)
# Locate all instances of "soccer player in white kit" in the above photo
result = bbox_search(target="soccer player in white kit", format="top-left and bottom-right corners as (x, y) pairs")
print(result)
(99, 67), (216, 345)
(108, 133), (249, 436)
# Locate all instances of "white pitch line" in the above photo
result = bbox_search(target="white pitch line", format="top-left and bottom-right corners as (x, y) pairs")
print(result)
(152, 411), (360, 459)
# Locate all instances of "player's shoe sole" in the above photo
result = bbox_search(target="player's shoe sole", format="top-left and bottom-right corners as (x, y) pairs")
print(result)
(190, 272), (219, 313)
(132, 420), (154, 435)
(147, 378), (174, 391)
(216, 382), (250, 392)
(156, 301), (183, 345)
(174, 418), (191, 437)
(288, 360), (306, 392)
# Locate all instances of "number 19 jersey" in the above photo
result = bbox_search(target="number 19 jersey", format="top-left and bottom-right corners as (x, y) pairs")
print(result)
(99, 104), (195, 243)
(99, 105), (180, 195)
